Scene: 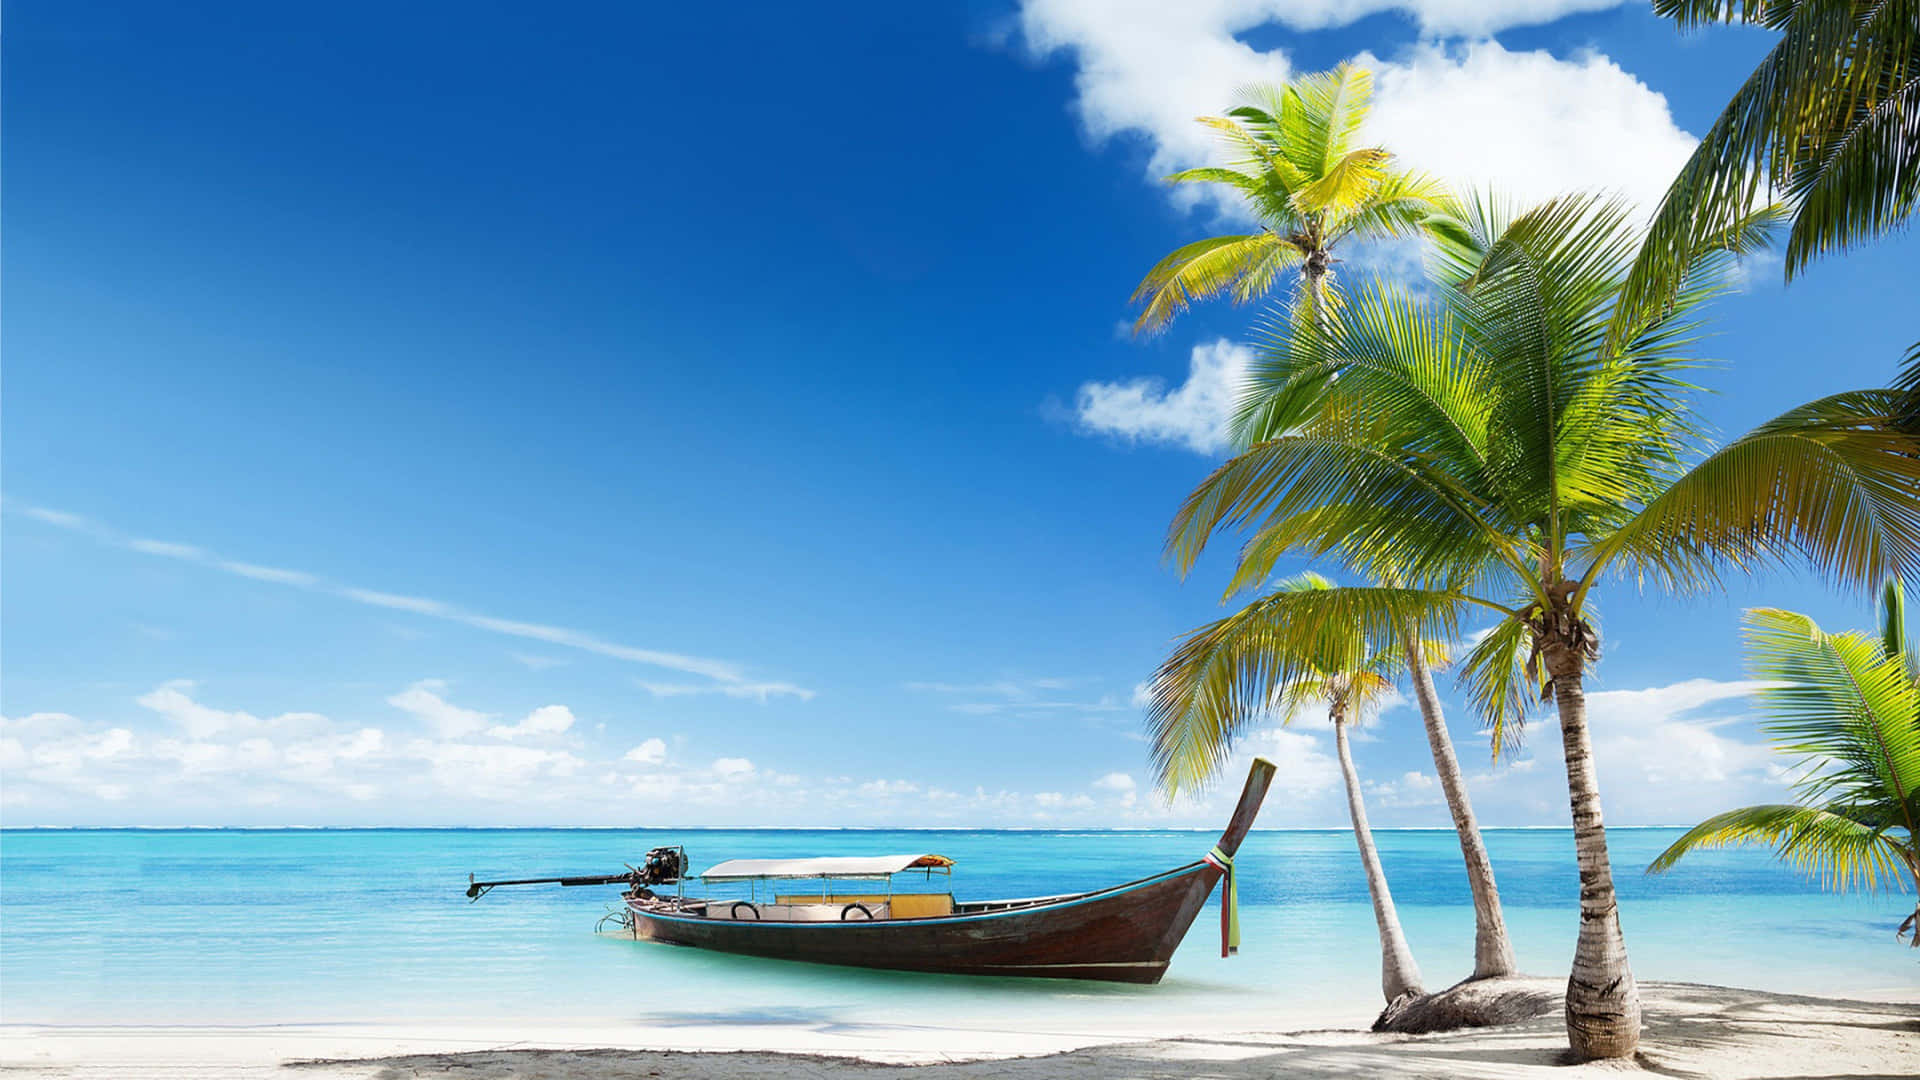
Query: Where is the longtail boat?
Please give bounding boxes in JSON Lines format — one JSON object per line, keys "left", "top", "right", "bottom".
{"left": 465, "top": 758, "right": 1274, "bottom": 984}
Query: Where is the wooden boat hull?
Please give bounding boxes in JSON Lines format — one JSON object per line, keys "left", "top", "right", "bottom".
{"left": 617, "top": 757, "right": 1276, "bottom": 984}
{"left": 625, "top": 862, "right": 1219, "bottom": 984}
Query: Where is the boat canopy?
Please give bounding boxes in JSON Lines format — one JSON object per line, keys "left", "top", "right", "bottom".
{"left": 699, "top": 854, "right": 954, "bottom": 882}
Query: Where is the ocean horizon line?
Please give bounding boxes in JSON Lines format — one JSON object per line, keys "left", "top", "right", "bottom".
{"left": 0, "top": 823, "right": 1693, "bottom": 833}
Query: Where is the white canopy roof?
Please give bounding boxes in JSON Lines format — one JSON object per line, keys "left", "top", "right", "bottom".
{"left": 698, "top": 854, "right": 953, "bottom": 882}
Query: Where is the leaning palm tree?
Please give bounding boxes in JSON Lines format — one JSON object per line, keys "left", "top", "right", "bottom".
{"left": 1165, "top": 193, "right": 1920, "bottom": 1057}
{"left": 1398, "top": 614, "right": 1518, "bottom": 980}
{"left": 1619, "top": 0, "right": 1920, "bottom": 334}
{"left": 1649, "top": 583, "right": 1919, "bottom": 942}
{"left": 1146, "top": 572, "right": 1427, "bottom": 1007}
{"left": 1130, "top": 63, "right": 1458, "bottom": 335}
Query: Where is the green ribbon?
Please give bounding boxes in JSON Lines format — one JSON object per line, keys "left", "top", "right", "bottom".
{"left": 1207, "top": 845, "right": 1239, "bottom": 957}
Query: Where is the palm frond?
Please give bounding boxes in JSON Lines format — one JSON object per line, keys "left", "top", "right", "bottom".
{"left": 1144, "top": 579, "right": 1461, "bottom": 794}
{"left": 1745, "top": 607, "right": 1920, "bottom": 819}
{"left": 1646, "top": 803, "right": 1910, "bottom": 891}
{"left": 1130, "top": 233, "right": 1297, "bottom": 335}
{"left": 1233, "top": 282, "right": 1493, "bottom": 464}
{"left": 1592, "top": 391, "right": 1920, "bottom": 596}
{"left": 1164, "top": 432, "right": 1525, "bottom": 591}
{"left": 1292, "top": 148, "right": 1387, "bottom": 215}
{"left": 1455, "top": 614, "right": 1543, "bottom": 758}
{"left": 1626, "top": 0, "right": 1920, "bottom": 318}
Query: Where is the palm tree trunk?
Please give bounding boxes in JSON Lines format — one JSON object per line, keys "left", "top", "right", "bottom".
{"left": 1546, "top": 644, "right": 1641, "bottom": 1059}
{"left": 1332, "top": 708, "right": 1424, "bottom": 1004}
{"left": 1299, "top": 249, "right": 1331, "bottom": 329}
{"left": 1403, "top": 635, "right": 1517, "bottom": 979}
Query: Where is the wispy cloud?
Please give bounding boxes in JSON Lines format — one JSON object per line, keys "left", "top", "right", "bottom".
{"left": 6, "top": 502, "right": 809, "bottom": 697}
{"left": 906, "top": 676, "right": 1121, "bottom": 717}
{"left": 219, "top": 561, "right": 319, "bottom": 587}
{"left": 638, "top": 680, "right": 815, "bottom": 703}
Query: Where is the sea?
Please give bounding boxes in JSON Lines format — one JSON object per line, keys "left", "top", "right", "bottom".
{"left": 1, "top": 827, "right": 1914, "bottom": 1037}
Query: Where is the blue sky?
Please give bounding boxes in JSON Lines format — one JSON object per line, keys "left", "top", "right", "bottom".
{"left": 4, "top": 1, "right": 1915, "bottom": 827}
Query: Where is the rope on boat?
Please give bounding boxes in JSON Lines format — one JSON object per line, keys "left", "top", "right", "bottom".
{"left": 1203, "top": 845, "right": 1239, "bottom": 957}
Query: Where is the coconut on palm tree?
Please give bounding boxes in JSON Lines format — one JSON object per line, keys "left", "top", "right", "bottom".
{"left": 1163, "top": 193, "right": 1920, "bottom": 1057}
{"left": 1144, "top": 572, "right": 1428, "bottom": 1007}
{"left": 1620, "top": 0, "right": 1920, "bottom": 332}
{"left": 1129, "top": 63, "right": 1459, "bottom": 335}
{"left": 1650, "top": 580, "right": 1920, "bottom": 942}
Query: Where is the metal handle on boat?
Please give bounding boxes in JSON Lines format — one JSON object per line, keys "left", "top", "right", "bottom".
{"left": 840, "top": 903, "right": 873, "bottom": 921}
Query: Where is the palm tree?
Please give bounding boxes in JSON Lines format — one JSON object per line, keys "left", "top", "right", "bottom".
{"left": 1619, "top": 0, "right": 1920, "bottom": 333}
{"left": 1145, "top": 572, "right": 1426, "bottom": 1006}
{"left": 1649, "top": 581, "right": 1919, "bottom": 943}
{"left": 1130, "top": 63, "right": 1458, "bottom": 335}
{"left": 1163, "top": 193, "right": 1920, "bottom": 1057}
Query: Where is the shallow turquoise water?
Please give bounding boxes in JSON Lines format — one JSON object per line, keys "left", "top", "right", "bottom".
{"left": 1, "top": 828, "right": 1913, "bottom": 1033}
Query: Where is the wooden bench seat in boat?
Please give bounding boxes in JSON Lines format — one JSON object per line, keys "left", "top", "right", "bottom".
{"left": 776, "top": 893, "right": 955, "bottom": 918}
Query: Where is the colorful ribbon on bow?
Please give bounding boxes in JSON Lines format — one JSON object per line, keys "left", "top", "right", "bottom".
{"left": 1203, "top": 844, "right": 1238, "bottom": 957}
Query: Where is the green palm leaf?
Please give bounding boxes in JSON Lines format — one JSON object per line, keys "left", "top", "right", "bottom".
{"left": 1593, "top": 391, "right": 1920, "bottom": 596}
{"left": 1623, "top": 0, "right": 1920, "bottom": 324}
{"left": 1130, "top": 65, "right": 1459, "bottom": 336}
{"left": 1144, "top": 575, "right": 1459, "bottom": 794}
{"left": 1647, "top": 804, "right": 1910, "bottom": 891}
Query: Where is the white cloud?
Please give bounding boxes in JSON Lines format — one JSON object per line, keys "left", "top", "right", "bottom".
{"left": 1459, "top": 678, "right": 1785, "bottom": 826}
{"left": 20, "top": 506, "right": 89, "bottom": 529}
{"left": 510, "top": 653, "right": 569, "bottom": 671}
{"left": 1368, "top": 768, "right": 1443, "bottom": 807}
{"left": 136, "top": 680, "right": 326, "bottom": 740}
{"left": 637, "top": 681, "right": 816, "bottom": 703}
{"left": 1016, "top": 2, "right": 1691, "bottom": 225}
{"left": 342, "top": 588, "right": 449, "bottom": 615}
{"left": 859, "top": 778, "right": 919, "bottom": 797}
{"left": 905, "top": 678, "right": 1074, "bottom": 698}
{"left": 488, "top": 704, "right": 576, "bottom": 739}
{"left": 711, "top": 757, "right": 756, "bottom": 781}
{"left": 386, "top": 680, "right": 492, "bottom": 738}
{"left": 128, "top": 538, "right": 205, "bottom": 560}
{"left": 1092, "top": 771, "right": 1136, "bottom": 792}
{"left": 1248, "top": 726, "right": 1343, "bottom": 799}
{"left": 623, "top": 738, "right": 668, "bottom": 765}
{"left": 1360, "top": 40, "right": 1696, "bottom": 214}
{"left": 220, "top": 562, "right": 319, "bottom": 587}
{"left": 1076, "top": 338, "right": 1252, "bottom": 453}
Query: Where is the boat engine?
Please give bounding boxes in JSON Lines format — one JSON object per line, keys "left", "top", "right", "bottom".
{"left": 638, "top": 845, "right": 686, "bottom": 885}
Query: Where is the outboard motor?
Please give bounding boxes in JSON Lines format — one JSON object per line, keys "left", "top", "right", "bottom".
{"left": 640, "top": 845, "right": 686, "bottom": 885}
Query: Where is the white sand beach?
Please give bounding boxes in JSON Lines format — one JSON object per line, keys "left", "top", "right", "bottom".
{"left": 4, "top": 981, "right": 1914, "bottom": 1079}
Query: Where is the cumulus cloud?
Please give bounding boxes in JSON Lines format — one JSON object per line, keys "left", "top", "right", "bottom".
{"left": 385, "top": 680, "right": 492, "bottom": 738}
{"left": 1015, "top": 1, "right": 1692, "bottom": 222}
{"left": 488, "top": 704, "right": 576, "bottom": 739}
{"left": 1359, "top": 40, "right": 1697, "bottom": 213}
{"left": 1457, "top": 678, "right": 1786, "bottom": 825}
{"left": 1092, "top": 771, "right": 1136, "bottom": 792}
{"left": 623, "top": 737, "right": 668, "bottom": 765}
{"left": 1075, "top": 338, "right": 1252, "bottom": 453}
{"left": 8, "top": 684, "right": 1231, "bottom": 826}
